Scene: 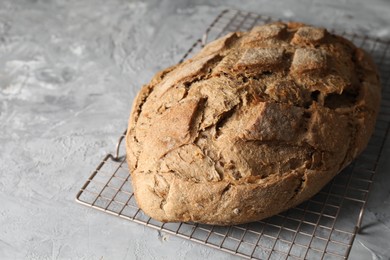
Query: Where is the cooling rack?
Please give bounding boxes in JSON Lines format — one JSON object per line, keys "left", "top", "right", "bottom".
{"left": 76, "top": 9, "right": 390, "bottom": 259}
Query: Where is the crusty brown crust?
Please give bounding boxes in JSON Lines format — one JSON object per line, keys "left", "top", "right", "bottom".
{"left": 126, "top": 22, "right": 381, "bottom": 225}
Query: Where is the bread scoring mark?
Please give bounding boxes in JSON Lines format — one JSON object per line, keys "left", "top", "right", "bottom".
{"left": 241, "top": 23, "right": 287, "bottom": 47}
{"left": 291, "top": 26, "right": 327, "bottom": 45}
{"left": 200, "top": 32, "right": 239, "bottom": 56}
{"left": 132, "top": 69, "right": 172, "bottom": 125}
{"left": 265, "top": 80, "right": 311, "bottom": 107}
{"left": 152, "top": 53, "right": 224, "bottom": 100}
{"left": 187, "top": 76, "right": 240, "bottom": 130}
{"left": 214, "top": 104, "right": 238, "bottom": 138}
{"left": 290, "top": 48, "right": 327, "bottom": 73}
{"left": 240, "top": 102, "right": 305, "bottom": 142}
{"left": 161, "top": 143, "right": 221, "bottom": 182}
{"left": 234, "top": 48, "right": 285, "bottom": 72}
{"left": 143, "top": 98, "right": 204, "bottom": 159}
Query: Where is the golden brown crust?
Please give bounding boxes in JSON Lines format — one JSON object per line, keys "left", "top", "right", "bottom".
{"left": 126, "top": 22, "right": 381, "bottom": 225}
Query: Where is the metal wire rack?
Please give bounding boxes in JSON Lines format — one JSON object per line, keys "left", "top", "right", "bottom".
{"left": 76, "top": 9, "right": 390, "bottom": 260}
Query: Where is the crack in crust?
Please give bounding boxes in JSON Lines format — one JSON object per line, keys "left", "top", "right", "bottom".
{"left": 126, "top": 22, "right": 381, "bottom": 225}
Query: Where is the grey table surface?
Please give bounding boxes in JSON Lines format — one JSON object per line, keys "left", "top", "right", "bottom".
{"left": 1, "top": 0, "right": 390, "bottom": 259}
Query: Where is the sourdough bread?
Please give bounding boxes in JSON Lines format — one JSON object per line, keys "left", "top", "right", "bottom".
{"left": 126, "top": 22, "right": 381, "bottom": 225}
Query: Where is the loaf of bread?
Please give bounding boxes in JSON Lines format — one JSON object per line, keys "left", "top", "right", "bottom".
{"left": 126, "top": 22, "right": 381, "bottom": 225}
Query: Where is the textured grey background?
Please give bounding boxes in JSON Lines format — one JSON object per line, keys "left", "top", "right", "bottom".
{"left": 0, "top": 0, "right": 389, "bottom": 259}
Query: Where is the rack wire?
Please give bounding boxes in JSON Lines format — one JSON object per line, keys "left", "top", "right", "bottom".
{"left": 76, "top": 9, "right": 390, "bottom": 259}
